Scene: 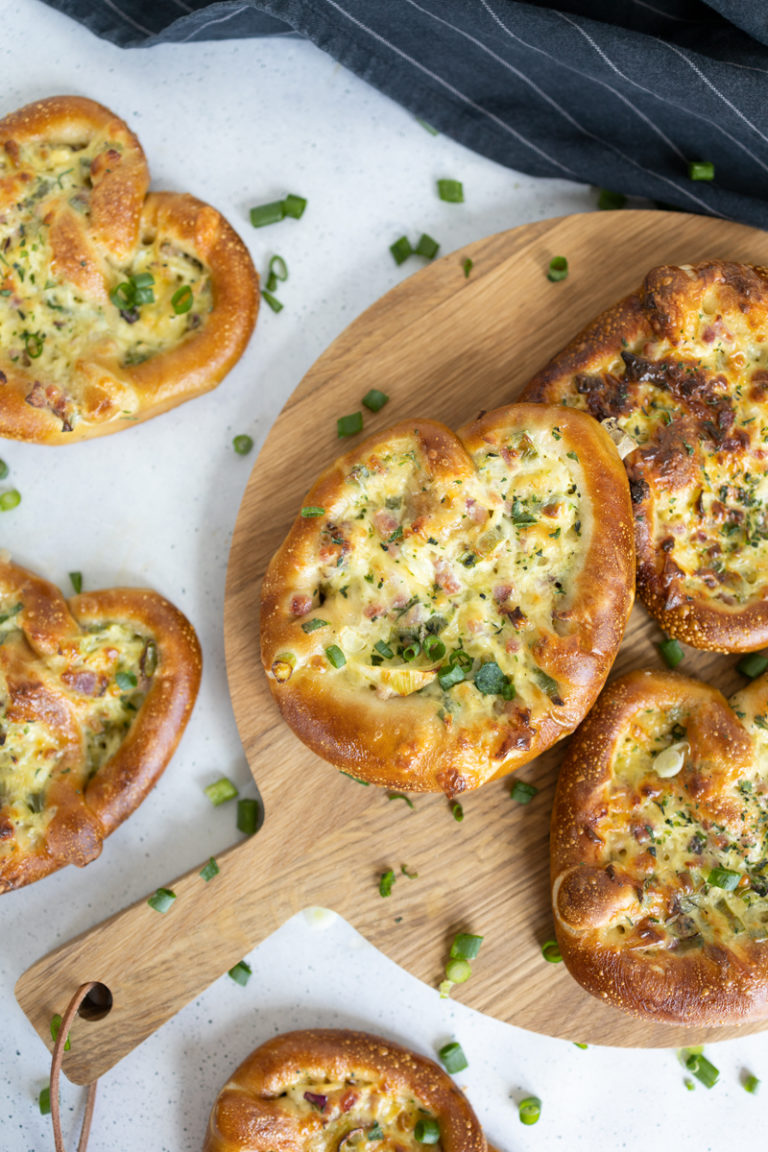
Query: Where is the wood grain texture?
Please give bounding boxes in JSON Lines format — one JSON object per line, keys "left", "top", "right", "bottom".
{"left": 17, "top": 211, "right": 768, "bottom": 1086}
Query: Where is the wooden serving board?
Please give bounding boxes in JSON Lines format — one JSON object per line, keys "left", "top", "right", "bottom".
{"left": 17, "top": 210, "right": 768, "bottom": 1086}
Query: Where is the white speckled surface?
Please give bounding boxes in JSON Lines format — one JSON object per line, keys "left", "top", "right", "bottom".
{"left": 1, "top": 3, "right": 766, "bottom": 1150}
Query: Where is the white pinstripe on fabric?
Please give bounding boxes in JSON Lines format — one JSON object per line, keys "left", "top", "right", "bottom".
{"left": 96, "top": 0, "right": 154, "bottom": 36}
{"left": 660, "top": 38, "right": 768, "bottom": 145}
{"left": 630, "top": 0, "right": 705, "bottom": 22}
{"left": 175, "top": 3, "right": 250, "bottom": 43}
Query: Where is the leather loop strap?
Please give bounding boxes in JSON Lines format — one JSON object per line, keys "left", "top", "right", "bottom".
{"left": 50, "top": 982, "right": 99, "bottom": 1152}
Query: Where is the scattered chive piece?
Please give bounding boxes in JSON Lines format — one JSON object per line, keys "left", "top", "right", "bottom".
{"left": 50, "top": 1014, "right": 70, "bottom": 1051}
{"left": 268, "top": 254, "right": 288, "bottom": 285}
{"left": 262, "top": 289, "right": 284, "bottom": 313}
{"left": 744, "top": 1073, "right": 760, "bottom": 1093}
{"left": 325, "top": 644, "right": 346, "bottom": 668}
{"left": 228, "top": 960, "right": 252, "bottom": 986}
{"left": 379, "top": 869, "right": 396, "bottom": 897}
{"left": 337, "top": 412, "right": 363, "bottom": 437}
{"left": 659, "top": 637, "right": 684, "bottom": 669}
{"left": 171, "top": 284, "right": 193, "bottom": 314}
{"left": 147, "top": 887, "right": 176, "bottom": 914}
{"left": 401, "top": 863, "right": 418, "bottom": 878}
{"left": 115, "top": 671, "right": 138, "bottom": 691}
{"left": 23, "top": 330, "right": 44, "bottom": 358}
{"left": 249, "top": 200, "right": 286, "bottom": 228}
{"left": 438, "top": 979, "right": 454, "bottom": 998}
{"left": 417, "top": 118, "right": 439, "bottom": 135}
{"left": 450, "top": 933, "right": 484, "bottom": 960}
{"left": 301, "top": 506, "right": 325, "bottom": 518}
{"left": 518, "top": 1096, "right": 542, "bottom": 1125}
{"left": 340, "top": 771, "right": 370, "bottom": 785}
{"left": 0, "top": 489, "right": 21, "bottom": 511}
{"left": 362, "top": 388, "right": 389, "bottom": 413}
{"left": 737, "top": 653, "right": 768, "bottom": 679}
{"left": 444, "top": 957, "right": 472, "bottom": 983}
{"left": 204, "top": 777, "right": 239, "bottom": 806}
{"left": 547, "top": 256, "right": 569, "bottom": 282}
{"left": 438, "top": 662, "right": 465, "bottom": 690}
{"left": 707, "top": 865, "right": 741, "bottom": 890}
{"left": 388, "top": 792, "right": 415, "bottom": 809}
{"left": 437, "top": 178, "right": 464, "bottom": 203}
{"left": 39, "top": 1085, "right": 51, "bottom": 1115}
{"left": 415, "top": 232, "right": 440, "bottom": 260}
{"left": 199, "top": 857, "right": 220, "bottom": 882}
{"left": 414, "top": 1117, "right": 441, "bottom": 1144}
{"left": 233, "top": 434, "right": 254, "bottom": 455}
{"left": 283, "top": 193, "right": 307, "bottom": 219}
{"left": 685, "top": 1052, "right": 719, "bottom": 1088}
{"left": 237, "top": 798, "right": 261, "bottom": 836}
{"left": 462, "top": 257, "right": 473, "bottom": 278}
{"left": 597, "top": 188, "right": 626, "bottom": 210}
{"left": 374, "top": 640, "right": 394, "bottom": 659}
{"left": 301, "top": 618, "right": 329, "bottom": 633}
{"left": 573, "top": 1042, "right": 588, "bottom": 1049}
{"left": 424, "top": 635, "right": 446, "bottom": 661}
{"left": 390, "top": 235, "right": 413, "bottom": 265}
{"left": 688, "top": 160, "right": 715, "bottom": 181}
{"left": 451, "top": 801, "right": 464, "bottom": 822}
{"left": 541, "top": 939, "right": 562, "bottom": 963}
{"left": 0, "top": 459, "right": 8, "bottom": 479}
{"left": 684, "top": 1078, "right": 695, "bottom": 1091}
{"left": 438, "top": 1041, "right": 468, "bottom": 1073}
{"left": 510, "top": 780, "right": 538, "bottom": 805}
{"left": 68, "top": 571, "right": 83, "bottom": 594}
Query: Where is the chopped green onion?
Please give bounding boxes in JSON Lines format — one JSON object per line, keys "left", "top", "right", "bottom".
{"left": 301, "top": 506, "right": 325, "bottom": 518}
{"left": 362, "top": 388, "right": 389, "bottom": 412}
{"left": 573, "top": 1042, "right": 588, "bottom": 1049}
{"left": 744, "top": 1073, "right": 760, "bottom": 1094}
{"left": 423, "top": 635, "right": 446, "bottom": 661}
{"left": 337, "top": 412, "right": 363, "bottom": 437}
{"left": 267, "top": 255, "right": 289, "bottom": 293}
{"left": 511, "top": 780, "right": 538, "bottom": 805}
{"left": 340, "top": 770, "right": 370, "bottom": 785}
{"left": 379, "top": 869, "right": 396, "bottom": 897}
{"left": 39, "top": 1085, "right": 51, "bottom": 1115}
{"left": 688, "top": 161, "right": 714, "bottom": 181}
{"left": 388, "top": 792, "right": 415, "bottom": 809}
{"left": 374, "top": 639, "right": 394, "bottom": 659}
{"left": 415, "top": 233, "right": 440, "bottom": 260}
{"left": 283, "top": 194, "right": 307, "bottom": 219}
{"left": 390, "top": 235, "right": 413, "bottom": 265}
{"left": 462, "top": 257, "right": 473, "bottom": 278}
{"left": 325, "top": 644, "right": 346, "bottom": 668}
{"left": 228, "top": 960, "right": 252, "bottom": 986}
{"left": 684, "top": 1078, "right": 695, "bottom": 1091}
{"left": 444, "top": 957, "right": 472, "bottom": 983}
{"left": 147, "top": 887, "right": 176, "bottom": 913}
{"left": 50, "top": 1013, "right": 70, "bottom": 1051}
{"left": 541, "top": 939, "right": 562, "bottom": 963}
{"left": 414, "top": 1117, "right": 441, "bottom": 1144}
{"left": 199, "top": 857, "right": 219, "bottom": 882}
{"left": 685, "top": 1052, "right": 719, "bottom": 1088}
{"left": 249, "top": 200, "right": 286, "bottom": 228}
{"left": 438, "top": 979, "right": 454, "bottom": 998}
{"left": 659, "top": 637, "right": 684, "bottom": 669}
{"left": 707, "top": 866, "right": 741, "bottom": 890}
{"left": 547, "top": 256, "right": 569, "bottom": 282}
{"left": 233, "top": 434, "right": 254, "bottom": 455}
{"left": 402, "top": 639, "right": 421, "bottom": 661}
{"left": 737, "top": 653, "right": 768, "bottom": 679}
{"left": 23, "top": 330, "right": 44, "bottom": 358}
{"left": 301, "top": 618, "right": 328, "bottom": 633}
{"left": 0, "top": 459, "right": 7, "bottom": 479}
{"left": 438, "top": 662, "right": 465, "bottom": 690}
{"left": 401, "top": 863, "right": 418, "bottom": 878}
{"left": 262, "top": 289, "right": 284, "bottom": 313}
{"left": 204, "top": 777, "right": 239, "bottom": 806}
{"left": 597, "top": 189, "right": 626, "bottom": 210}
{"left": 115, "top": 671, "right": 138, "bottom": 691}
{"left": 417, "top": 119, "right": 439, "bottom": 135}
{"left": 68, "top": 571, "right": 83, "bottom": 594}
{"left": 450, "top": 933, "right": 484, "bottom": 960}
{"left": 237, "top": 798, "right": 261, "bottom": 836}
{"left": 437, "top": 178, "right": 464, "bottom": 203}
{"left": 0, "top": 489, "right": 21, "bottom": 511}
{"left": 171, "top": 284, "right": 193, "bottom": 314}
{"left": 451, "top": 801, "right": 464, "bottom": 822}
{"left": 438, "top": 1041, "right": 468, "bottom": 1073}
{"left": 474, "top": 660, "right": 513, "bottom": 697}
{"left": 518, "top": 1096, "right": 542, "bottom": 1125}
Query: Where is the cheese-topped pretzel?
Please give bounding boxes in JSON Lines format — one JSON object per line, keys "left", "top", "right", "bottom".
{"left": 522, "top": 261, "right": 768, "bottom": 652}
{"left": 0, "top": 556, "right": 201, "bottom": 891}
{"left": 551, "top": 667, "right": 768, "bottom": 1024}
{"left": 261, "top": 403, "right": 634, "bottom": 796}
{"left": 0, "top": 95, "right": 258, "bottom": 442}
{"left": 204, "top": 1029, "right": 489, "bottom": 1152}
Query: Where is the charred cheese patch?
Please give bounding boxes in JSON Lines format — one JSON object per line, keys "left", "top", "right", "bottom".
{"left": 261, "top": 405, "right": 634, "bottom": 795}
{"left": 522, "top": 261, "right": 768, "bottom": 651}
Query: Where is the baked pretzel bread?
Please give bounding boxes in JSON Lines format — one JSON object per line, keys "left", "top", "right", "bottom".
{"left": 261, "top": 403, "right": 634, "bottom": 796}
{"left": 522, "top": 261, "right": 768, "bottom": 652}
{"left": 0, "top": 95, "right": 258, "bottom": 443}
{"left": 203, "top": 1029, "right": 489, "bottom": 1152}
{"left": 0, "top": 555, "right": 201, "bottom": 891}
{"left": 551, "top": 667, "right": 768, "bottom": 1024}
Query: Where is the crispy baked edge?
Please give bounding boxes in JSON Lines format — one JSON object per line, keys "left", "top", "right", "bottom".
{"left": 203, "top": 1028, "right": 488, "bottom": 1152}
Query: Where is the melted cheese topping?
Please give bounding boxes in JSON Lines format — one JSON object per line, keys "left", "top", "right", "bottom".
{"left": 595, "top": 702, "right": 768, "bottom": 952}
{"left": 285, "top": 424, "right": 589, "bottom": 721}
{"left": 0, "top": 135, "right": 212, "bottom": 426}
{"left": 0, "top": 598, "right": 154, "bottom": 857}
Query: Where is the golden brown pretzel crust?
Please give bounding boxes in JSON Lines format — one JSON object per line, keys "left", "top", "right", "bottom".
{"left": 521, "top": 261, "right": 768, "bottom": 652}
{"left": 203, "top": 1029, "right": 488, "bottom": 1152}
{"left": 0, "top": 556, "right": 202, "bottom": 891}
{"left": 551, "top": 668, "right": 768, "bottom": 1024}
{"left": 0, "top": 95, "right": 258, "bottom": 443}
{"left": 261, "top": 403, "right": 634, "bottom": 795}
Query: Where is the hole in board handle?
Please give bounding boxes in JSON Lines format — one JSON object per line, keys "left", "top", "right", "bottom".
{"left": 77, "top": 982, "right": 113, "bottom": 1021}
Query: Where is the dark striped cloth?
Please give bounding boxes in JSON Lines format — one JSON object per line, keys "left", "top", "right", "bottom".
{"left": 42, "top": 1, "right": 768, "bottom": 228}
